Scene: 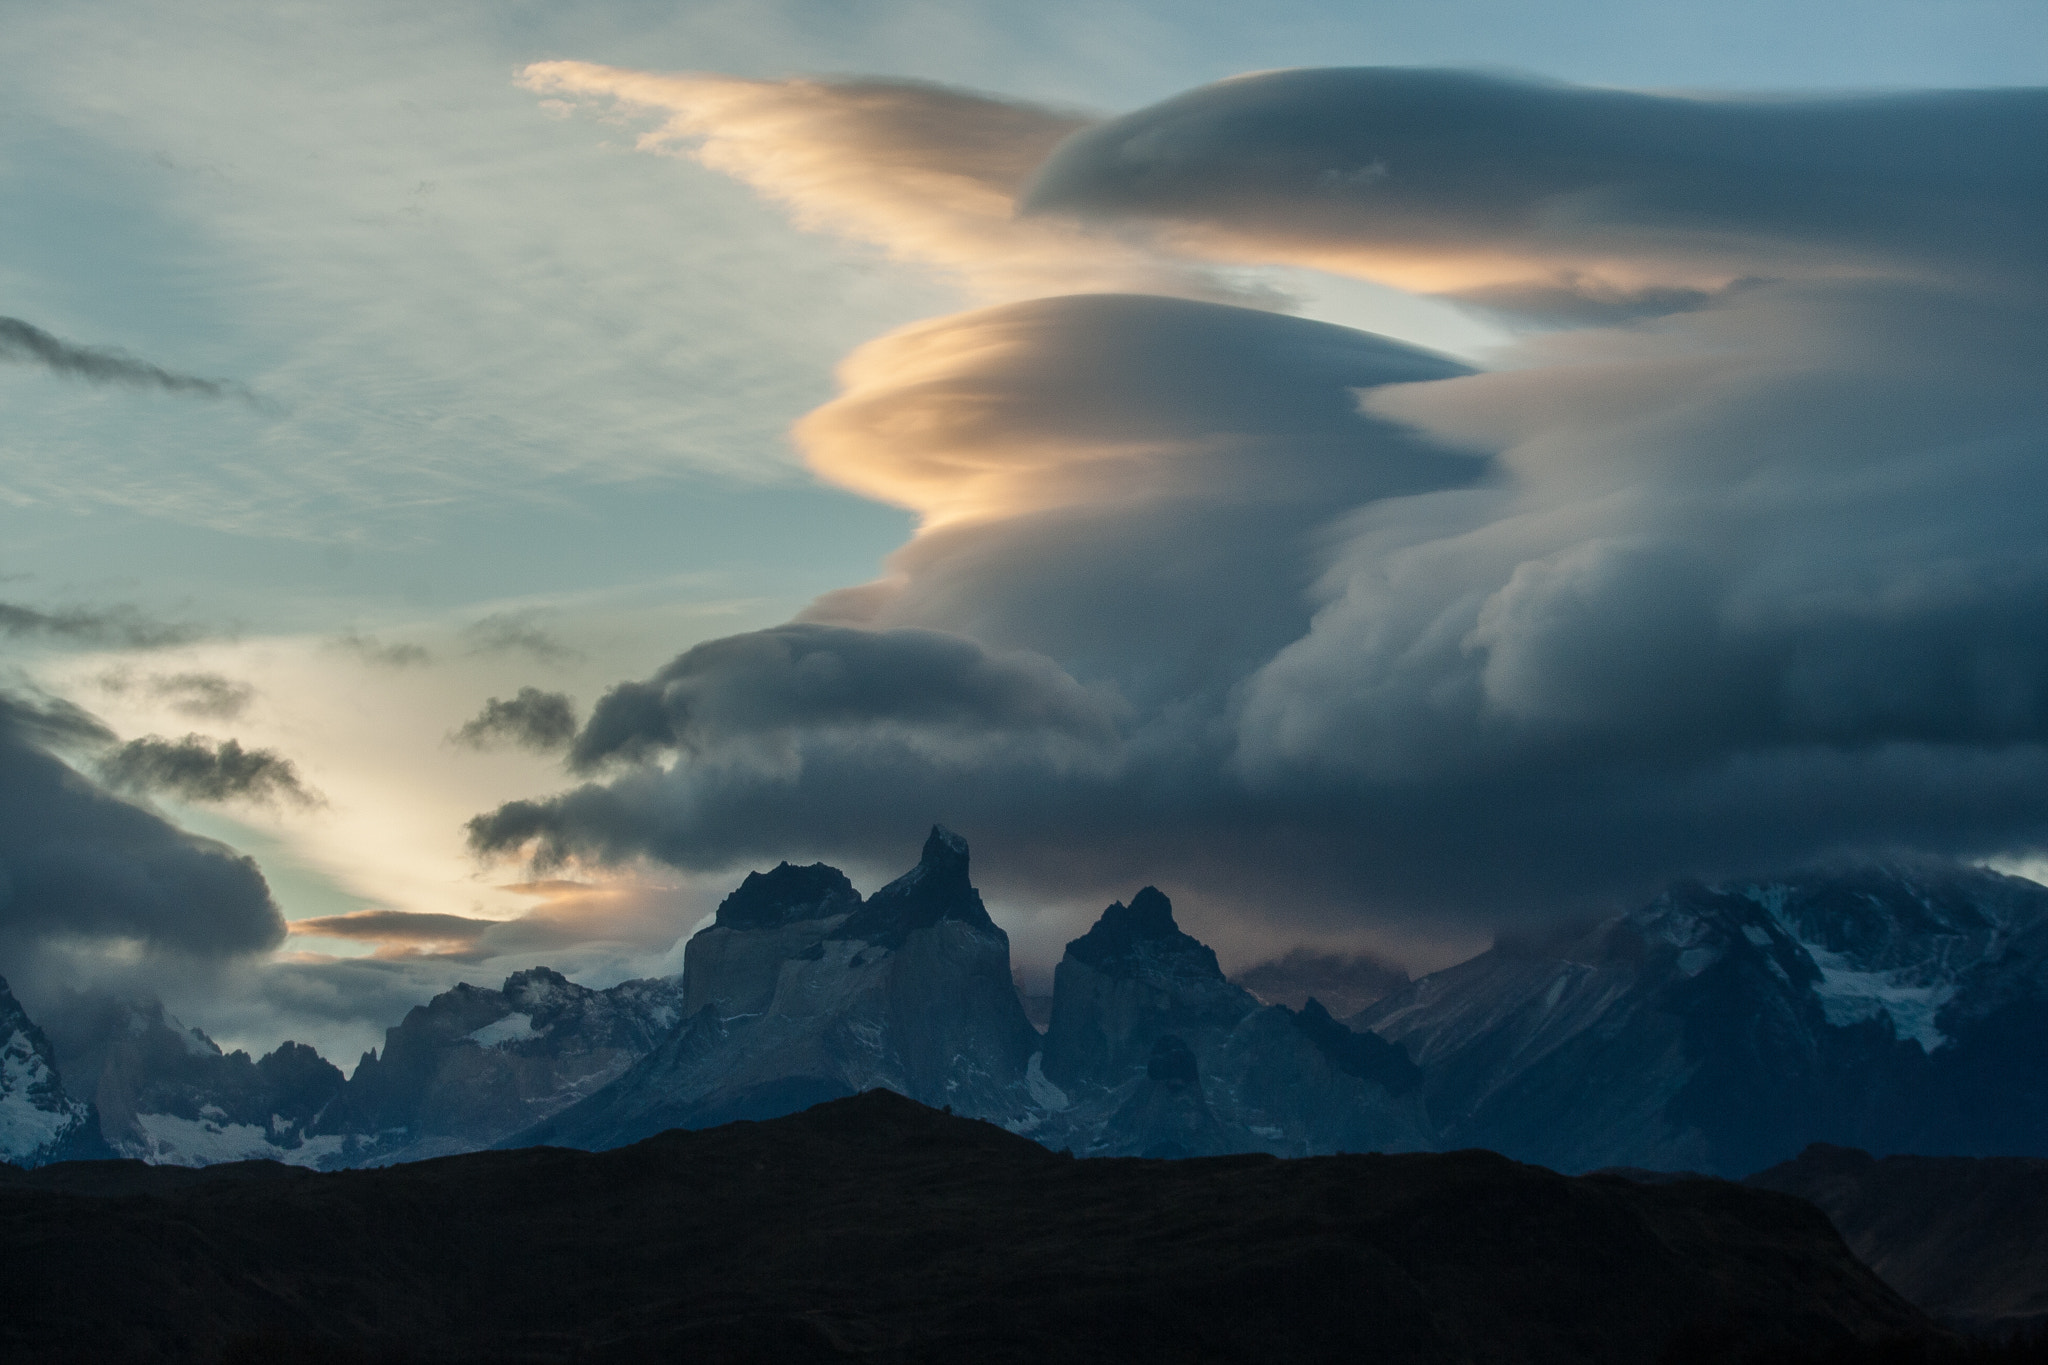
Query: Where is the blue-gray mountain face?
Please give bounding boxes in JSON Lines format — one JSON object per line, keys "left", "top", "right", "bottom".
{"left": 516, "top": 828, "right": 1042, "bottom": 1149}
{"left": 8, "top": 841, "right": 2048, "bottom": 1174}
{"left": 0, "top": 976, "right": 101, "bottom": 1166}
{"left": 1359, "top": 864, "right": 2048, "bottom": 1175}
{"left": 306, "top": 967, "right": 687, "bottom": 1165}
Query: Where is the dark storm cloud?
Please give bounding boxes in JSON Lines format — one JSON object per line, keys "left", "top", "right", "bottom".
{"left": 470, "top": 69, "right": 2048, "bottom": 936}
{"left": 453, "top": 688, "right": 579, "bottom": 752}
{"left": 101, "top": 735, "right": 320, "bottom": 808}
{"left": 0, "top": 316, "right": 246, "bottom": 399}
{"left": 0, "top": 600, "right": 201, "bottom": 650}
{"left": 565, "top": 621, "right": 1123, "bottom": 774}
{"left": 0, "top": 698, "right": 285, "bottom": 958}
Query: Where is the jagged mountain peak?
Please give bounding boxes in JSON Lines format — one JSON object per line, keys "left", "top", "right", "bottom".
{"left": 1287, "top": 998, "right": 1421, "bottom": 1095}
{"left": 831, "top": 825, "right": 997, "bottom": 949}
{"left": 714, "top": 862, "right": 861, "bottom": 930}
{"left": 890, "top": 824, "right": 973, "bottom": 895}
{"left": 1063, "top": 887, "right": 1221, "bottom": 981}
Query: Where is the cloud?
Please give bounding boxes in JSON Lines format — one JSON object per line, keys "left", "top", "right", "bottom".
{"left": 470, "top": 66, "right": 2048, "bottom": 939}
{"left": 287, "top": 909, "right": 495, "bottom": 957}
{"left": 0, "top": 697, "right": 285, "bottom": 961}
{"left": 0, "top": 689, "right": 116, "bottom": 751}
{"left": 461, "top": 613, "right": 580, "bottom": 664}
{"left": 96, "top": 670, "right": 256, "bottom": 720}
{"left": 1021, "top": 68, "right": 2048, "bottom": 308}
{"left": 287, "top": 881, "right": 691, "bottom": 962}
{"left": 331, "top": 631, "right": 432, "bottom": 668}
{"left": 0, "top": 600, "right": 201, "bottom": 650}
{"left": 519, "top": 63, "right": 1276, "bottom": 306}
{"left": 100, "top": 735, "right": 321, "bottom": 808}
{"left": 1232, "top": 949, "right": 1410, "bottom": 1020}
{"left": 453, "top": 688, "right": 579, "bottom": 752}
{"left": 0, "top": 315, "right": 248, "bottom": 399}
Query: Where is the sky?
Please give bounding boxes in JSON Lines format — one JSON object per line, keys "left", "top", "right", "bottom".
{"left": 2, "top": 0, "right": 2046, "bottom": 1066}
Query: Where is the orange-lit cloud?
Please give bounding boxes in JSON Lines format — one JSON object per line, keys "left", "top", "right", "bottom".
{"left": 520, "top": 62, "right": 1273, "bottom": 307}
{"left": 287, "top": 879, "right": 693, "bottom": 960}
{"left": 795, "top": 292, "right": 1468, "bottom": 529}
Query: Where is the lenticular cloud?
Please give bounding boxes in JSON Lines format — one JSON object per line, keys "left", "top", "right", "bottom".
{"left": 483, "top": 66, "right": 2048, "bottom": 934}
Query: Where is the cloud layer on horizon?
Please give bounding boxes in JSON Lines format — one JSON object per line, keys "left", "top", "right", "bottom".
{"left": 472, "top": 66, "right": 2048, "bottom": 937}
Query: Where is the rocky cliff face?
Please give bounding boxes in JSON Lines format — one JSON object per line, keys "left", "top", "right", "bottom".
{"left": 1040, "top": 887, "right": 1259, "bottom": 1092}
{"left": 311, "top": 967, "right": 684, "bottom": 1166}
{"left": 511, "top": 828, "right": 1041, "bottom": 1150}
{"left": 1025, "top": 887, "right": 1430, "bottom": 1158}
{"left": 34, "top": 992, "right": 341, "bottom": 1167}
{"left": 0, "top": 975, "right": 100, "bottom": 1167}
{"left": 1357, "top": 862, "right": 2048, "bottom": 1175}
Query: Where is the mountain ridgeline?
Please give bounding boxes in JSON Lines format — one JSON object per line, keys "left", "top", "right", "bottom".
{"left": 8, "top": 832, "right": 2048, "bottom": 1178}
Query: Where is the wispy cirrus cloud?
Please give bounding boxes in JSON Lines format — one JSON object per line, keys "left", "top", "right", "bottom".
{"left": 519, "top": 63, "right": 1280, "bottom": 307}
{"left": 95, "top": 669, "right": 257, "bottom": 720}
{"left": 0, "top": 600, "right": 202, "bottom": 650}
{"left": 0, "top": 315, "right": 250, "bottom": 400}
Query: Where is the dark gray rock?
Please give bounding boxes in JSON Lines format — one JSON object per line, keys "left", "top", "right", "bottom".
{"left": 37, "top": 991, "right": 340, "bottom": 1166}
{"left": 1357, "top": 862, "right": 2048, "bottom": 1175}
{"left": 1040, "top": 886, "right": 1259, "bottom": 1093}
{"left": 1028, "top": 890, "right": 1430, "bottom": 1159}
{"left": 312, "top": 966, "right": 684, "bottom": 1166}
{"left": 510, "top": 827, "right": 1040, "bottom": 1150}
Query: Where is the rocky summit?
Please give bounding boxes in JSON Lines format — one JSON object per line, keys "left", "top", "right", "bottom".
{"left": 1024, "top": 884, "right": 1431, "bottom": 1159}
{"left": 508, "top": 826, "right": 1040, "bottom": 1149}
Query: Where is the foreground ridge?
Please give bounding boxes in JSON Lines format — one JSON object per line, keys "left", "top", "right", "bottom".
{"left": 0, "top": 1090, "right": 1929, "bottom": 1365}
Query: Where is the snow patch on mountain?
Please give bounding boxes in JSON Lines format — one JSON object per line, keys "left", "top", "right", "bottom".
{"left": 1800, "top": 943, "right": 1958, "bottom": 1051}
{"left": 2, "top": 1029, "right": 86, "bottom": 1158}
{"left": 132, "top": 1112, "right": 349, "bottom": 1168}
{"left": 467, "top": 1013, "right": 539, "bottom": 1048}
{"left": 1741, "top": 881, "right": 1988, "bottom": 1052}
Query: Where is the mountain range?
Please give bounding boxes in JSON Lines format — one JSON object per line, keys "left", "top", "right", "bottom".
{"left": 7, "top": 831, "right": 2048, "bottom": 1181}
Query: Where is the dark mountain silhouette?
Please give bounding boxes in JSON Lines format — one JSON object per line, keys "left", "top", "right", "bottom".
{"left": 0, "top": 1090, "right": 1937, "bottom": 1364}
{"left": 1749, "top": 1144, "right": 2048, "bottom": 1336}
